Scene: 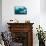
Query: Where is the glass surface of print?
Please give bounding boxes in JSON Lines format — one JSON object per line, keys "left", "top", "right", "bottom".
{"left": 15, "top": 6, "right": 27, "bottom": 14}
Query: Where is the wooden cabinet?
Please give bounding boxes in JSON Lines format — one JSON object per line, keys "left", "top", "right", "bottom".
{"left": 7, "top": 23, "right": 34, "bottom": 46}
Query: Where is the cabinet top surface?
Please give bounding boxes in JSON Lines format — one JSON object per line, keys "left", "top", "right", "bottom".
{"left": 7, "top": 23, "right": 34, "bottom": 25}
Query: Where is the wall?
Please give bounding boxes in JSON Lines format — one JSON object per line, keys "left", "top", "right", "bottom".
{"left": 0, "top": 0, "right": 2, "bottom": 32}
{"left": 2, "top": 0, "right": 40, "bottom": 31}
{"left": 2, "top": 0, "right": 46, "bottom": 46}
{"left": 40, "top": 0, "right": 46, "bottom": 31}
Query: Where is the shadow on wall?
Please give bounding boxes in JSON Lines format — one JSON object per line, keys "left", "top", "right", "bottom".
{"left": 0, "top": 0, "right": 2, "bottom": 32}
{"left": 40, "top": 0, "right": 46, "bottom": 13}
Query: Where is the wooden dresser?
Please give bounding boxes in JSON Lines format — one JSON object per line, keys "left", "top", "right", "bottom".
{"left": 7, "top": 23, "right": 34, "bottom": 46}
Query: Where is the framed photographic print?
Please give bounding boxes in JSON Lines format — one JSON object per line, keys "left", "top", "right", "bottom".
{"left": 14, "top": 6, "right": 27, "bottom": 14}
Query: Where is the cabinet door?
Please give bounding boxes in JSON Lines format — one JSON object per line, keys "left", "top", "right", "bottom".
{"left": 11, "top": 31, "right": 33, "bottom": 46}
{"left": 11, "top": 32, "right": 28, "bottom": 46}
